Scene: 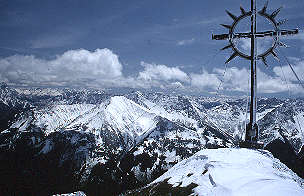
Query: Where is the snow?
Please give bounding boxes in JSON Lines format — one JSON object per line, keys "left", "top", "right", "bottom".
{"left": 294, "top": 112, "right": 304, "bottom": 142}
{"left": 164, "top": 150, "right": 180, "bottom": 163}
{"left": 52, "top": 191, "right": 86, "bottom": 196}
{"left": 134, "top": 146, "right": 145, "bottom": 156}
{"left": 11, "top": 117, "right": 32, "bottom": 132}
{"left": 40, "top": 139, "right": 53, "bottom": 154}
{"left": 137, "top": 93, "right": 198, "bottom": 129}
{"left": 153, "top": 148, "right": 304, "bottom": 196}
{"left": 34, "top": 104, "right": 97, "bottom": 135}
{"left": 105, "top": 96, "right": 156, "bottom": 137}
{"left": 8, "top": 94, "right": 245, "bottom": 151}
{"left": 15, "top": 88, "right": 64, "bottom": 97}
{"left": 12, "top": 96, "right": 160, "bottom": 144}
{"left": 257, "top": 108, "right": 276, "bottom": 121}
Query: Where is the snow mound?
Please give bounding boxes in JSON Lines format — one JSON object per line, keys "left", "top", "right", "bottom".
{"left": 52, "top": 191, "right": 86, "bottom": 196}
{"left": 153, "top": 148, "right": 304, "bottom": 196}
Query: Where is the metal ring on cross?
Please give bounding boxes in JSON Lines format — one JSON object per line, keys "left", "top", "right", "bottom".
{"left": 220, "top": 3, "right": 284, "bottom": 65}
{"left": 230, "top": 10, "right": 279, "bottom": 60}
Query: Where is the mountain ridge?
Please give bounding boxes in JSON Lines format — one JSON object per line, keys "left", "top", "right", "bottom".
{"left": 0, "top": 85, "right": 303, "bottom": 195}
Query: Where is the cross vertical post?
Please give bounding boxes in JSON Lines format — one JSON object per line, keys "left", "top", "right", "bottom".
{"left": 247, "top": 0, "right": 259, "bottom": 143}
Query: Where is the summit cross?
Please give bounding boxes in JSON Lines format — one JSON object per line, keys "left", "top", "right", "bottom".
{"left": 212, "top": 0, "right": 299, "bottom": 147}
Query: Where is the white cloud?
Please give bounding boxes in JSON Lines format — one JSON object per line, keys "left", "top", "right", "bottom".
{"left": 177, "top": 38, "right": 195, "bottom": 46}
{"left": 238, "top": 38, "right": 272, "bottom": 56}
{"left": 257, "top": 69, "right": 289, "bottom": 94}
{"left": 214, "top": 66, "right": 294, "bottom": 94}
{"left": 271, "top": 59, "right": 304, "bottom": 94}
{"left": 190, "top": 71, "right": 221, "bottom": 90}
{"left": 273, "top": 59, "right": 304, "bottom": 82}
{"left": 239, "top": 39, "right": 251, "bottom": 55}
{"left": 191, "top": 66, "right": 299, "bottom": 94}
{"left": 0, "top": 48, "right": 123, "bottom": 87}
{"left": 138, "top": 62, "right": 189, "bottom": 83}
{"left": 215, "top": 67, "right": 249, "bottom": 92}
{"left": 1, "top": 48, "right": 303, "bottom": 95}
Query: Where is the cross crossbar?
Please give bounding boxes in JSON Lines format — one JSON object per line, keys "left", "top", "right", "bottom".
{"left": 212, "top": 29, "right": 299, "bottom": 40}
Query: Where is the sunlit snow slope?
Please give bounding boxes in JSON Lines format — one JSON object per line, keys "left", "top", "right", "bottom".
{"left": 12, "top": 96, "right": 158, "bottom": 142}
{"left": 52, "top": 191, "right": 86, "bottom": 196}
{"left": 146, "top": 148, "right": 304, "bottom": 196}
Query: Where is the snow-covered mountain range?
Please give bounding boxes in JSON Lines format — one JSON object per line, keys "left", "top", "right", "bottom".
{"left": 0, "top": 84, "right": 303, "bottom": 195}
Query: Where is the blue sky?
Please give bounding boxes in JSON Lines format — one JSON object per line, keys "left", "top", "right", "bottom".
{"left": 1, "top": 0, "right": 304, "bottom": 95}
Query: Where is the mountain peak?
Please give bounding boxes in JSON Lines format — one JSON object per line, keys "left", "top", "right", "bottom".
{"left": 0, "top": 82, "right": 8, "bottom": 89}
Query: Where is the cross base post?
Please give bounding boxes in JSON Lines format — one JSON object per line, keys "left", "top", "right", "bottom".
{"left": 239, "top": 123, "right": 263, "bottom": 149}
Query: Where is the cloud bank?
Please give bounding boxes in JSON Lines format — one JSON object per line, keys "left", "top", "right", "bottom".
{"left": 0, "top": 48, "right": 303, "bottom": 95}
{"left": 0, "top": 48, "right": 122, "bottom": 87}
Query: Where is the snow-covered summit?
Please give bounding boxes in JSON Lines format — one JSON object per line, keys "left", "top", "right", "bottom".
{"left": 141, "top": 148, "right": 304, "bottom": 196}
{"left": 52, "top": 191, "right": 86, "bottom": 196}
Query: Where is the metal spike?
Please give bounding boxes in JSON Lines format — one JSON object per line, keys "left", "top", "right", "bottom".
{"left": 261, "top": 57, "right": 268, "bottom": 67}
{"left": 225, "top": 52, "right": 238, "bottom": 64}
{"left": 240, "top": 6, "right": 246, "bottom": 15}
{"left": 271, "top": 7, "right": 282, "bottom": 18}
{"left": 221, "top": 24, "right": 232, "bottom": 29}
{"left": 226, "top": 10, "right": 238, "bottom": 21}
{"left": 278, "top": 42, "right": 289, "bottom": 48}
{"left": 271, "top": 50, "right": 280, "bottom": 61}
{"left": 277, "top": 19, "right": 288, "bottom": 26}
{"left": 259, "top": 1, "right": 268, "bottom": 14}
{"left": 221, "top": 44, "right": 233, "bottom": 51}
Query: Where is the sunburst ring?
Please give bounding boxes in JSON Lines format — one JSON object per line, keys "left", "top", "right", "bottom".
{"left": 230, "top": 14, "right": 279, "bottom": 60}
{"left": 228, "top": 10, "right": 253, "bottom": 60}
{"left": 219, "top": 2, "right": 286, "bottom": 65}
{"left": 227, "top": 10, "right": 280, "bottom": 60}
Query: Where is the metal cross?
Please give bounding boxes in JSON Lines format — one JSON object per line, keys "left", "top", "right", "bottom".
{"left": 212, "top": 0, "right": 299, "bottom": 147}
